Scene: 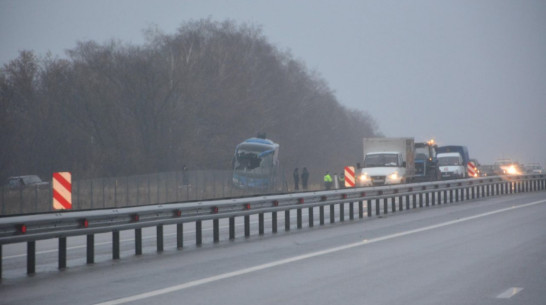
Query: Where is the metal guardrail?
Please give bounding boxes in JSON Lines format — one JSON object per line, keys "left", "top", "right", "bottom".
{"left": 1, "top": 174, "right": 544, "bottom": 277}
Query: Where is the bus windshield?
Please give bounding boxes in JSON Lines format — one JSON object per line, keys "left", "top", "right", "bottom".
{"left": 234, "top": 144, "right": 275, "bottom": 174}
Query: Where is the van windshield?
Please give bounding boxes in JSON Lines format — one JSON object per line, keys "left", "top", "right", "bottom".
{"left": 364, "top": 154, "right": 399, "bottom": 167}
{"left": 438, "top": 157, "right": 461, "bottom": 166}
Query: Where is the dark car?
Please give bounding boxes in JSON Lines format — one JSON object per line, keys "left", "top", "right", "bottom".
{"left": 6, "top": 175, "right": 49, "bottom": 189}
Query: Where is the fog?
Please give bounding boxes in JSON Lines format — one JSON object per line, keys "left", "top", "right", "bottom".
{"left": 2, "top": 0, "right": 545, "bottom": 167}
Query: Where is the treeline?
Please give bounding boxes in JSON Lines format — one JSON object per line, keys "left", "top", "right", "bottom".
{"left": 0, "top": 19, "right": 378, "bottom": 181}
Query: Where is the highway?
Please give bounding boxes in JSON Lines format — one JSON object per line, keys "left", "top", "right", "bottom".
{"left": 1, "top": 191, "right": 545, "bottom": 305}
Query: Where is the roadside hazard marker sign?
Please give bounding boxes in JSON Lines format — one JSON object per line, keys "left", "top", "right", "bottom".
{"left": 53, "top": 172, "right": 72, "bottom": 210}
{"left": 344, "top": 166, "right": 355, "bottom": 188}
{"left": 468, "top": 162, "right": 478, "bottom": 178}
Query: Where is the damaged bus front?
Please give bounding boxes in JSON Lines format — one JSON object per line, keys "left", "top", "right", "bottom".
{"left": 232, "top": 136, "right": 279, "bottom": 190}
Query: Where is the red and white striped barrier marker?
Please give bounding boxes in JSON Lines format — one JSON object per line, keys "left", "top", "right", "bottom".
{"left": 53, "top": 172, "right": 72, "bottom": 210}
{"left": 468, "top": 162, "right": 478, "bottom": 178}
{"left": 344, "top": 166, "right": 355, "bottom": 188}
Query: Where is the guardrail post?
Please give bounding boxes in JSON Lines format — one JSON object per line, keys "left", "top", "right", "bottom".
{"left": 493, "top": 182, "right": 497, "bottom": 195}
{"left": 297, "top": 209, "right": 303, "bottom": 228}
{"left": 244, "top": 215, "right": 250, "bottom": 237}
{"left": 412, "top": 194, "right": 417, "bottom": 208}
{"left": 359, "top": 200, "right": 364, "bottom": 218}
{"left": 391, "top": 197, "right": 396, "bottom": 213}
{"left": 443, "top": 189, "right": 448, "bottom": 204}
{"left": 425, "top": 192, "right": 430, "bottom": 206}
{"left": 340, "top": 202, "right": 345, "bottom": 221}
{"left": 0, "top": 245, "right": 2, "bottom": 278}
{"left": 259, "top": 213, "right": 265, "bottom": 235}
{"left": 196, "top": 220, "right": 202, "bottom": 246}
{"left": 213, "top": 219, "right": 220, "bottom": 242}
{"left": 405, "top": 195, "right": 410, "bottom": 210}
{"left": 135, "top": 228, "right": 142, "bottom": 255}
{"left": 383, "top": 198, "right": 388, "bottom": 214}
{"left": 398, "top": 195, "right": 404, "bottom": 210}
{"left": 349, "top": 202, "right": 354, "bottom": 219}
{"left": 320, "top": 205, "right": 325, "bottom": 224}
{"left": 309, "top": 207, "right": 314, "bottom": 227}
{"left": 113, "top": 231, "right": 120, "bottom": 259}
{"left": 157, "top": 225, "right": 164, "bottom": 252}
{"left": 375, "top": 199, "right": 380, "bottom": 216}
{"left": 431, "top": 190, "right": 436, "bottom": 205}
{"left": 419, "top": 193, "right": 423, "bottom": 207}
{"left": 87, "top": 234, "right": 94, "bottom": 264}
{"left": 59, "top": 237, "right": 67, "bottom": 269}
{"left": 229, "top": 217, "right": 235, "bottom": 239}
{"left": 285, "top": 210, "right": 290, "bottom": 231}
{"left": 272, "top": 212, "right": 278, "bottom": 233}
{"left": 330, "top": 204, "right": 335, "bottom": 223}
{"left": 449, "top": 189, "right": 453, "bottom": 203}
{"left": 367, "top": 199, "right": 372, "bottom": 217}
{"left": 27, "top": 241, "right": 36, "bottom": 274}
{"left": 177, "top": 223, "right": 183, "bottom": 249}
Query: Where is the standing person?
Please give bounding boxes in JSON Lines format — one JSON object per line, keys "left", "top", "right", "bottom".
{"left": 293, "top": 168, "right": 300, "bottom": 190}
{"left": 324, "top": 171, "right": 333, "bottom": 190}
{"left": 301, "top": 167, "right": 309, "bottom": 190}
{"left": 338, "top": 173, "right": 345, "bottom": 189}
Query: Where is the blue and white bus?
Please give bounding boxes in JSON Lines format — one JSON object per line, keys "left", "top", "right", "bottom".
{"left": 232, "top": 135, "right": 279, "bottom": 190}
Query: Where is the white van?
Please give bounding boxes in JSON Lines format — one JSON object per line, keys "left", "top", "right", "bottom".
{"left": 437, "top": 152, "right": 465, "bottom": 180}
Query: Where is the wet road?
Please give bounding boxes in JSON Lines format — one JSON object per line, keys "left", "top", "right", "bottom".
{"left": 1, "top": 192, "right": 546, "bottom": 305}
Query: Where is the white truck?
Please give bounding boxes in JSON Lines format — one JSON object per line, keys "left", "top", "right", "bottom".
{"left": 437, "top": 152, "right": 465, "bottom": 179}
{"left": 358, "top": 138, "right": 415, "bottom": 186}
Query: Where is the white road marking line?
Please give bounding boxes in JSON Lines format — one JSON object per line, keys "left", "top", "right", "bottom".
{"left": 497, "top": 287, "right": 523, "bottom": 299}
{"left": 94, "top": 199, "right": 546, "bottom": 305}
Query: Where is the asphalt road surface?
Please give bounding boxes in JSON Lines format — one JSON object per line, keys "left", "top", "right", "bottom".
{"left": 1, "top": 191, "right": 545, "bottom": 305}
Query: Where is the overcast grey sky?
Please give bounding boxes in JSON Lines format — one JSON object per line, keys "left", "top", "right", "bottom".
{"left": 2, "top": 0, "right": 545, "bottom": 166}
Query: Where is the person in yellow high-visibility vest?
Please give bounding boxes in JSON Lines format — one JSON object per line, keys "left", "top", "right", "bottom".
{"left": 324, "top": 172, "right": 333, "bottom": 190}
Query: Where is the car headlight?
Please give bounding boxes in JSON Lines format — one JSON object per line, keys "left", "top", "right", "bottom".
{"left": 359, "top": 173, "right": 370, "bottom": 181}
{"left": 389, "top": 172, "right": 399, "bottom": 180}
{"left": 507, "top": 165, "right": 517, "bottom": 175}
